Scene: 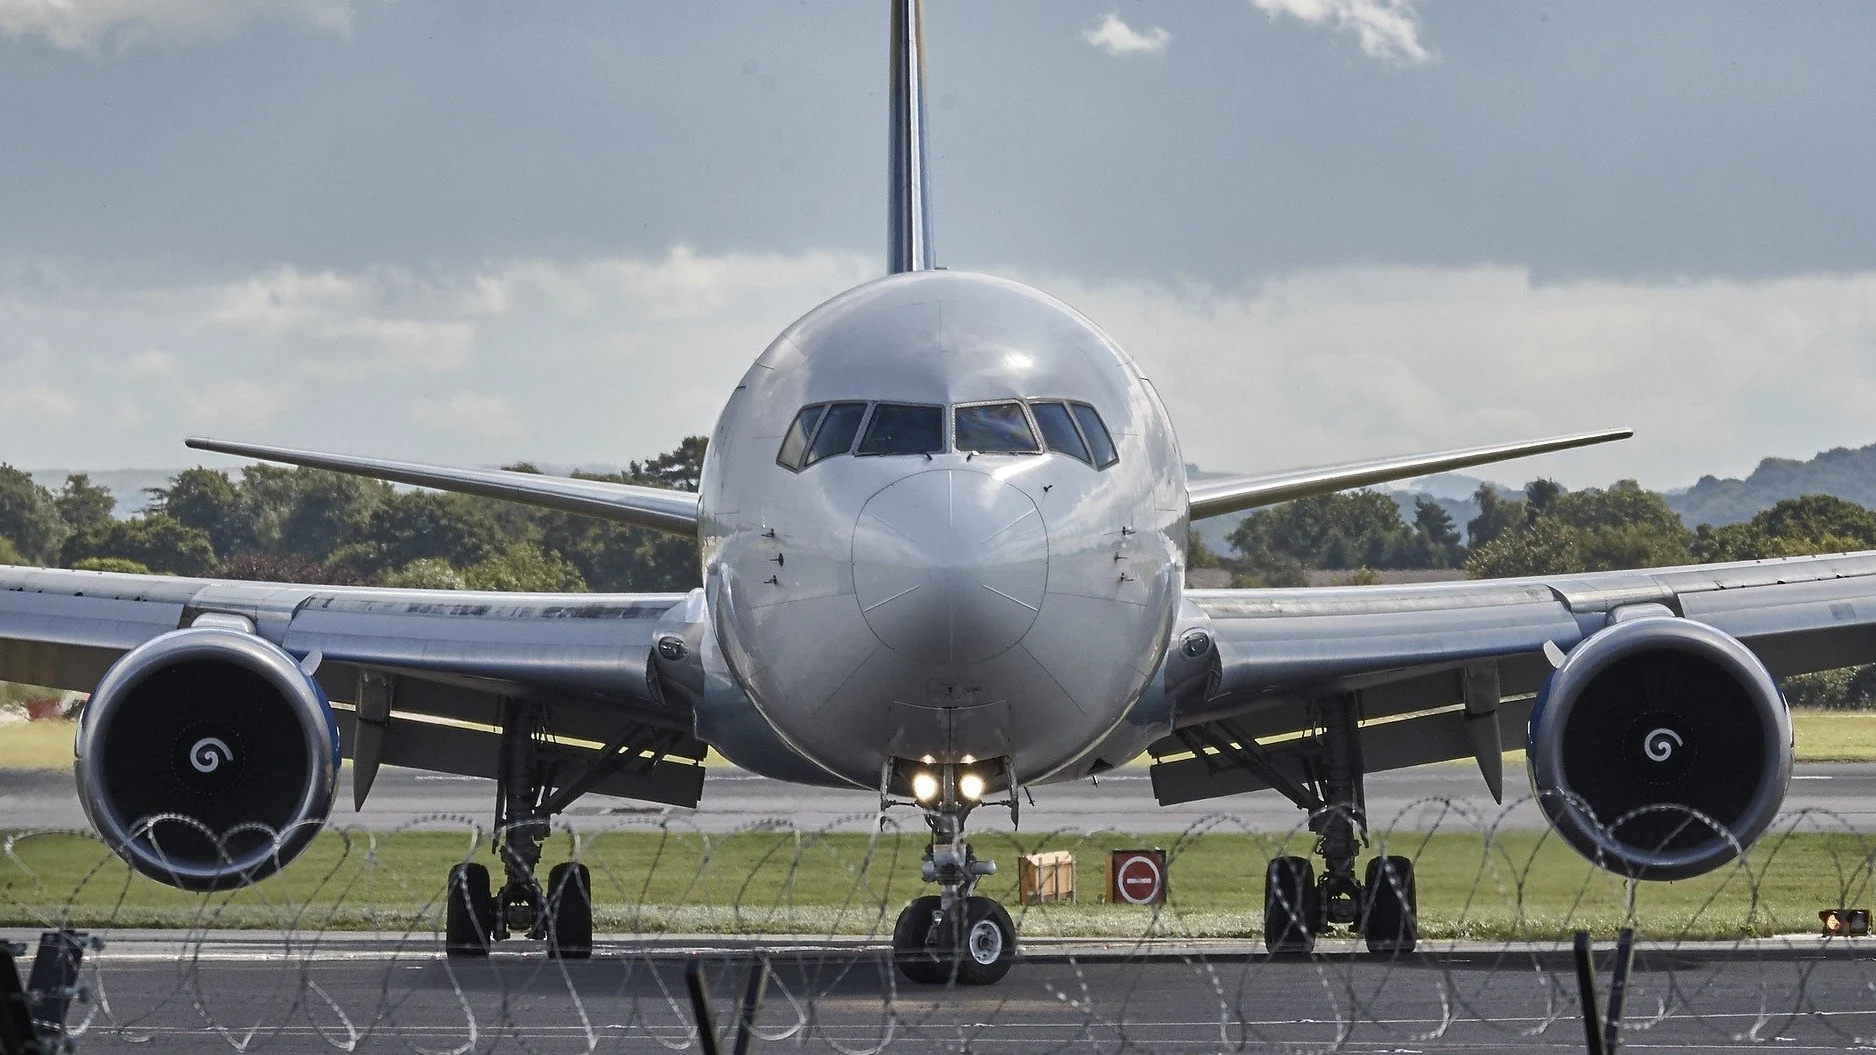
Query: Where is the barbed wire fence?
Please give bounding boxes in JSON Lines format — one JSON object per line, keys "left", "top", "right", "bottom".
{"left": 5, "top": 797, "right": 1876, "bottom": 1053}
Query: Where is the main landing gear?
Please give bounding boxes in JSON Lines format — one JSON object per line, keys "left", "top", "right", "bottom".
{"left": 1251, "top": 694, "right": 1418, "bottom": 956}
{"left": 444, "top": 700, "right": 594, "bottom": 960}
{"left": 887, "top": 760, "right": 1019, "bottom": 985}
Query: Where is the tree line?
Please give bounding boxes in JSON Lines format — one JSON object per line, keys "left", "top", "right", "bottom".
{"left": 1199, "top": 478, "right": 1876, "bottom": 709}
{"left": 0, "top": 438, "right": 707, "bottom": 593}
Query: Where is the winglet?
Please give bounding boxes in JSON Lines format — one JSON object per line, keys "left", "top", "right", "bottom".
{"left": 888, "top": 0, "right": 934, "bottom": 273}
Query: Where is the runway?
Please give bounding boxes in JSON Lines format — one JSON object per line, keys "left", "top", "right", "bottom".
{"left": 15, "top": 930, "right": 1876, "bottom": 1052}
{"left": 9, "top": 760, "right": 1876, "bottom": 833}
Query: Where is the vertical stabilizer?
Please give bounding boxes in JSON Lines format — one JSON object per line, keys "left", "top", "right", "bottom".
{"left": 888, "top": 0, "right": 934, "bottom": 273}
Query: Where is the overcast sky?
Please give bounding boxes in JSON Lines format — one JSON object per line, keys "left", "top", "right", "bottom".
{"left": 1, "top": 0, "right": 1871, "bottom": 490}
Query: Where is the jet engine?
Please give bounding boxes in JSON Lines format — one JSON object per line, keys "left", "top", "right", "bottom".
{"left": 75, "top": 626, "right": 340, "bottom": 891}
{"left": 1527, "top": 615, "right": 1792, "bottom": 880}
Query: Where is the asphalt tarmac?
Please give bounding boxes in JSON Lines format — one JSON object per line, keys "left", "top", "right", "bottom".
{"left": 9, "top": 760, "right": 1876, "bottom": 833}
{"left": 14, "top": 930, "right": 1876, "bottom": 1052}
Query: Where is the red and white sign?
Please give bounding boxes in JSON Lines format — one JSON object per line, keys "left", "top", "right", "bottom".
{"left": 1108, "top": 849, "right": 1167, "bottom": 905}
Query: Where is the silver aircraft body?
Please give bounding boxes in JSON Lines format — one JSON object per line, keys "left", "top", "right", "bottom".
{"left": 5, "top": 0, "right": 1876, "bottom": 980}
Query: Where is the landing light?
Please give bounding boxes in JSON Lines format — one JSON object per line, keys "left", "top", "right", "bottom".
{"left": 959, "top": 773, "right": 986, "bottom": 801}
{"left": 911, "top": 771, "right": 940, "bottom": 803}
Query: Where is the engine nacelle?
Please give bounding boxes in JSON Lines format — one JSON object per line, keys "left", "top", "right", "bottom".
{"left": 75, "top": 627, "right": 339, "bottom": 891}
{"left": 1528, "top": 616, "right": 1792, "bottom": 880}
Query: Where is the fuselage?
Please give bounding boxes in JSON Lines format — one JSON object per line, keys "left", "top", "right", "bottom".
{"left": 698, "top": 270, "right": 1188, "bottom": 789}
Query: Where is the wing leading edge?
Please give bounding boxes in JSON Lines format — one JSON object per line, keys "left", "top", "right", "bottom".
{"left": 186, "top": 437, "right": 700, "bottom": 536}
{"left": 1186, "top": 428, "right": 1632, "bottom": 520}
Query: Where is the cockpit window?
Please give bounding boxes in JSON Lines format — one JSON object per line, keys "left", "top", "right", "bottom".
{"left": 806, "top": 401, "right": 868, "bottom": 465}
{"left": 1071, "top": 402, "right": 1118, "bottom": 468}
{"left": 776, "top": 403, "right": 826, "bottom": 471}
{"left": 954, "top": 402, "right": 1040, "bottom": 454}
{"left": 1030, "top": 401, "right": 1091, "bottom": 465}
{"left": 858, "top": 403, "right": 944, "bottom": 456}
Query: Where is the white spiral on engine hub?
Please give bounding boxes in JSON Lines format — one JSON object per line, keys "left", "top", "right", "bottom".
{"left": 190, "top": 736, "right": 234, "bottom": 773}
{"left": 1643, "top": 727, "right": 1683, "bottom": 763}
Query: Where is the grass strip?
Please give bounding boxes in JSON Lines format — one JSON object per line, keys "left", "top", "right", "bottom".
{"left": 6, "top": 823, "right": 1875, "bottom": 941}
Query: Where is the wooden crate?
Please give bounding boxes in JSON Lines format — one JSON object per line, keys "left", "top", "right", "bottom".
{"left": 1018, "top": 851, "right": 1076, "bottom": 904}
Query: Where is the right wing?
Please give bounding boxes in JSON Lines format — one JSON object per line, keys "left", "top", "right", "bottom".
{"left": 0, "top": 564, "right": 708, "bottom": 808}
{"left": 185, "top": 437, "right": 700, "bottom": 536}
{"left": 1186, "top": 428, "right": 1632, "bottom": 520}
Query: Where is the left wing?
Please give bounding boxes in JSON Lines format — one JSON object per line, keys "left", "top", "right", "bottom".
{"left": 1152, "top": 550, "right": 1876, "bottom": 806}
{"left": 0, "top": 564, "right": 707, "bottom": 808}
{"left": 185, "top": 437, "right": 700, "bottom": 536}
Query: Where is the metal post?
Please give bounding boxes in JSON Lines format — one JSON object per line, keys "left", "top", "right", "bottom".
{"left": 1572, "top": 931, "right": 1607, "bottom": 1055}
{"left": 730, "top": 956, "right": 772, "bottom": 1055}
{"left": 685, "top": 957, "right": 721, "bottom": 1055}
{"left": 1603, "top": 928, "right": 1635, "bottom": 1053}
{"left": 1, "top": 941, "right": 38, "bottom": 1055}
{"left": 25, "top": 931, "right": 86, "bottom": 1051}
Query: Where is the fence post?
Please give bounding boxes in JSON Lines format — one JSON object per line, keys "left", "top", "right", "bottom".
{"left": 685, "top": 957, "right": 722, "bottom": 1055}
{"left": 1603, "top": 928, "right": 1636, "bottom": 1054}
{"left": 1572, "top": 931, "right": 1608, "bottom": 1055}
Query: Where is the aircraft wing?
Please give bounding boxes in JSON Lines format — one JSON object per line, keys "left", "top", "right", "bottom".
{"left": 1153, "top": 550, "right": 1876, "bottom": 805}
{"left": 1187, "top": 428, "right": 1632, "bottom": 520}
{"left": 0, "top": 564, "right": 706, "bottom": 808}
{"left": 185, "top": 437, "right": 700, "bottom": 536}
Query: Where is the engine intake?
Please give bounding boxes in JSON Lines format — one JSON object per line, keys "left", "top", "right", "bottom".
{"left": 1528, "top": 616, "right": 1791, "bottom": 880}
{"left": 75, "top": 627, "right": 339, "bottom": 891}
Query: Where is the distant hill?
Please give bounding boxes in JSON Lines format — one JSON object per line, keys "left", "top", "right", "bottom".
{"left": 1669, "top": 442, "right": 1876, "bottom": 527}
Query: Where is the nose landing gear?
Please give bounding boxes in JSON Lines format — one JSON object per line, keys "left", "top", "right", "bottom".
{"left": 886, "top": 759, "right": 1019, "bottom": 985}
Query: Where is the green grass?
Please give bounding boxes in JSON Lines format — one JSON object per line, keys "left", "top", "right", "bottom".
{"left": 6, "top": 824, "right": 1875, "bottom": 940}
{"left": 0, "top": 720, "right": 75, "bottom": 770}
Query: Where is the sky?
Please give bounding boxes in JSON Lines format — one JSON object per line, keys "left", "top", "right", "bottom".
{"left": 0, "top": 0, "right": 1872, "bottom": 491}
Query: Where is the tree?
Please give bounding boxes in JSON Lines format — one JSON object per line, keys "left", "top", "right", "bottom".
{"left": 1229, "top": 490, "right": 1415, "bottom": 576}
{"left": 1187, "top": 530, "right": 1222, "bottom": 570}
{"left": 1466, "top": 485, "right": 1523, "bottom": 551}
{"left": 272, "top": 471, "right": 391, "bottom": 562}
{"left": 464, "top": 543, "right": 589, "bottom": 592}
{"left": 1411, "top": 498, "right": 1463, "bottom": 569}
{"left": 1465, "top": 480, "right": 1692, "bottom": 577}
{"left": 1522, "top": 478, "right": 1565, "bottom": 526}
{"left": 0, "top": 465, "right": 68, "bottom": 565}
{"left": 628, "top": 436, "right": 708, "bottom": 491}
{"left": 61, "top": 515, "right": 216, "bottom": 576}
{"left": 347, "top": 492, "right": 504, "bottom": 576}
{"left": 380, "top": 558, "right": 469, "bottom": 590}
{"left": 55, "top": 474, "right": 116, "bottom": 532}
{"left": 151, "top": 468, "right": 254, "bottom": 558}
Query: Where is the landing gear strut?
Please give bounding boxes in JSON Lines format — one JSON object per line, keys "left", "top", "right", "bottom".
{"left": 444, "top": 698, "right": 593, "bottom": 959}
{"left": 1252, "top": 694, "right": 1418, "bottom": 955}
{"left": 888, "top": 761, "right": 1018, "bottom": 985}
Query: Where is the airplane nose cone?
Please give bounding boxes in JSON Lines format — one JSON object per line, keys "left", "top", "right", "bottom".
{"left": 853, "top": 469, "right": 1048, "bottom": 665}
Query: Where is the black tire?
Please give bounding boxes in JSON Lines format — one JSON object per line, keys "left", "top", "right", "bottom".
{"left": 446, "top": 862, "right": 494, "bottom": 957}
{"left": 892, "top": 896, "right": 946, "bottom": 985}
{"left": 546, "top": 862, "right": 593, "bottom": 960}
{"left": 953, "top": 897, "right": 1017, "bottom": 985}
{"left": 1361, "top": 856, "right": 1417, "bottom": 955}
{"left": 1264, "top": 856, "right": 1318, "bottom": 955}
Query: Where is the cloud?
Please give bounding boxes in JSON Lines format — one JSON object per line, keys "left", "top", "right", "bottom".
{"left": 1023, "top": 264, "right": 1876, "bottom": 491}
{"left": 0, "top": 0, "right": 365, "bottom": 51}
{"left": 1083, "top": 13, "right": 1170, "bottom": 58}
{"left": 1249, "top": 0, "right": 1431, "bottom": 65}
{"left": 3, "top": 248, "right": 1875, "bottom": 499}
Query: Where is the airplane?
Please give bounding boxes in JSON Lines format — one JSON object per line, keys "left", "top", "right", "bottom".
{"left": 3, "top": 0, "right": 1872, "bottom": 986}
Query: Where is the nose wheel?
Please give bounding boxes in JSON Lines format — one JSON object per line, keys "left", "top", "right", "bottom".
{"left": 886, "top": 758, "right": 1019, "bottom": 985}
